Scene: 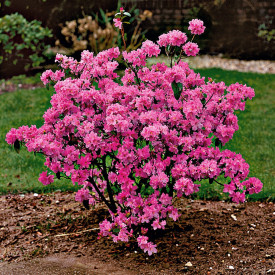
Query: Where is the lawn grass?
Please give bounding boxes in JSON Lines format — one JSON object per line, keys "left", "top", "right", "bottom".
{"left": 0, "top": 85, "right": 77, "bottom": 194}
{"left": 0, "top": 69, "right": 274, "bottom": 201}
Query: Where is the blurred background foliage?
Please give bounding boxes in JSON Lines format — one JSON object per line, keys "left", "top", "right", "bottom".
{"left": 55, "top": 4, "right": 152, "bottom": 56}
{"left": 0, "top": 13, "right": 52, "bottom": 77}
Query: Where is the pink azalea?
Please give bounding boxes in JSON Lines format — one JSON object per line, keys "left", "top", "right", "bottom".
{"left": 38, "top": 171, "right": 54, "bottom": 186}
{"left": 230, "top": 192, "right": 246, "bottom": 204}
{"left": 5, "top": 128, "right": 18, "bottom": 144}
{"left": 113, "top": 18, "right": 122, "bottom": 29}
{"left": 75, "top": 188, "right": 90, "bottom": 203}
{"left": 183, "top": 42, "right": 200, "bottom": 56}
{"left": 7, "top": 24, "right": 263, "bottom": 255}
{"left": 157, "top": 30, "right": 187, "bottom": 47}
{"left": 188, "top": 19, "right": 205, "bottom": 35}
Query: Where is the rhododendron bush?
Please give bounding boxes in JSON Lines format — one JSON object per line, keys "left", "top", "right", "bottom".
{"left": 6, "top": 15, "right": 263, "bottom": 255}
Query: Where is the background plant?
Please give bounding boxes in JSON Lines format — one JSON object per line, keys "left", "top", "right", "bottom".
{"left": 258, "top": 15, "right": 275, "bottom": 43}
{"left": 0, "top": 13, "right": 52, "bottom": 71}
{"left": 55, "top": 4, "right": 152, "bottom": 55}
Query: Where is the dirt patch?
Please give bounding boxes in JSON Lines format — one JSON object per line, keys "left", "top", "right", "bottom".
{"left": 0, "top": 192, "right": 274, "bottom": 274}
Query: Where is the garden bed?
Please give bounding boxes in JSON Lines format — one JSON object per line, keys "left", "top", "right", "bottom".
{"left": 0, "top": 192, "right": 274, "bottom": 274}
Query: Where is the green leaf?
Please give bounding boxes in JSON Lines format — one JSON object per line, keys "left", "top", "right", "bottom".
{"left": 172, "top": 81, "right": 183, "bottom": 100}
{"left": 4, "top": 0, "right": 11, "bottom": 7}
{"left": 145, "top": 186, "right": 154, "bottom": 195}
{"left": 16, "top": 44, "right": 26, "bottom": 50}
{"left": 123, "top": 12, "right": 131, "bottom": 17}
{"left": 113, "top": 227, "right": 120, "bottom": 233}
{"left": 99, "top": 8, "right": 107, "bottom": 23}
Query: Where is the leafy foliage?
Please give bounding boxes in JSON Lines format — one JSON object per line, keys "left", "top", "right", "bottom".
{"left": 0, "top": 13, "right": 52, "bottom": 69}
{"left": 55, "top": 4, "right": 152, "bottom": 54}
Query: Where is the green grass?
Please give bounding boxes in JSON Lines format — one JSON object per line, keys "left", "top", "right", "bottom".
{"left": 0, "top": 69, "right": 274, "bottom": 201}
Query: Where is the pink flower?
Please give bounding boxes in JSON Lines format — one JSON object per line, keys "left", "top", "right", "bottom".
{"left": 243, "top": 177, "right": 263, "bottom": 194}
{"left": 77, "top": 154, "right": 92, "bottom": 168}
{"left": 137, "top": 235, "right": 148, "bottom": 246}
{"left": 141, "top": 40, "right": 161, "bottom": 57}
{"left": 223, "top": 183, "right": 236, "bottom": 194}
{"left": 144, "top": 242, "right": 158, "bottom": 256}
{"left": 113, "top": 18, "right": 122, "bottom": 29}
{"left": 137, "top": 236, "right": 157, "bottom": 255}
{"left": 169, "top": 208, "right": 181, "bottom": 221}
{"left": 230, "top": 192, "right": 245, "bottom": 204}
{"left": 38, "top": 171, "right": 54, "bottom": 186}
{"left": 6, "top": 128, "right": 18, "bottom": 144}
{"left": 157, "top": 30, "right": 187, "bottom": 47}
{"left": 188, "top": 19, "right": 205, "bottom": 35}
{"left": 174, "top": 177, "right": 199, "bottom": 196}
{"left": 183, "top": 42, "right": 200, "bottom": 56}
{"left": 75, "top": 188, "right": 90, "bottom": 203}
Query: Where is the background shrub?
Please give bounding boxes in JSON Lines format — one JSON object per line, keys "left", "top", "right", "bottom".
{"left": 55, "top": 7, "right": 152, "bottom": 56}
{"left": 0, "top": 13, "right": 52, "bottom": 78}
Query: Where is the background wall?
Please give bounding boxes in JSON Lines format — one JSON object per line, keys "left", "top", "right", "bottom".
{"left": 1, "top": 0, "right": 274, "bottom": 59}
{"left": 122, "top": 0, "right": 275, "bottom": 59}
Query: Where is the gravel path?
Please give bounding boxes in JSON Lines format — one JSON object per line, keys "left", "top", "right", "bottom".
{"left": 148, "top": 55, "right": 275, "bottom": 74}
{"left": 188, "top": 55, "right": 275, "bottom": 74}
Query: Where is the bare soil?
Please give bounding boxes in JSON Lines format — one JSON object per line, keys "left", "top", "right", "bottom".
{"left": 0, "top": 192, "right": 274, "bottom": 274}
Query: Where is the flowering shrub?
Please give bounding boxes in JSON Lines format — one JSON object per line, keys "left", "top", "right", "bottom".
{"left": 6, "top": 16, "right": 263, "bottom": 255}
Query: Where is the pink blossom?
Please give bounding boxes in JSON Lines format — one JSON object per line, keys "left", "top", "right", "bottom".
{"left": 75, "top": 188, "right": 90, "bottom": 203}
{"left": 141, "top": 40, "right": 161, "bottom": 57}
{"left": 223, "top": 183, "right": 236, "bottom": 194}
{"left": 243, "top": 177, "right": 263, "bottom": 194}
{"left": 38, "top": 171, "right": 54, "bottom": 185}
{"left": 5, "top": 128, "right": 18, "bottom": 144}
{"left": 188, "top": 19, "right": 205, "bottom": 35}
{"left": 144, "top": 242, "right": 158, "bottom": 256}
{"left": 230, "top": 192, "right": 245, "bottom": 204}
{"left": 157, "top": 30, "right": 187, "bottom": 47}
{"left": 113, "top": 18, "right": 122, "bottom": 29}
{"left": 183, "top": 42, "right": 200, "bottom": 56}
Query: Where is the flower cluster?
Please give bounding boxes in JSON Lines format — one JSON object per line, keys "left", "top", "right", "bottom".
{"left": 6, "top": 19, "right": 263, "bottom": 255}
{"left": 188, "top": 19, "right": 205, "bottom": 35}
{"left": 183, "top": 42, "right": 200, "bottom": 56}
{"left": 157, "top": 30, "right": 187, "bottom": 47}
{"left": 155, "top": 20, "right": 204, "bottom": 59}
